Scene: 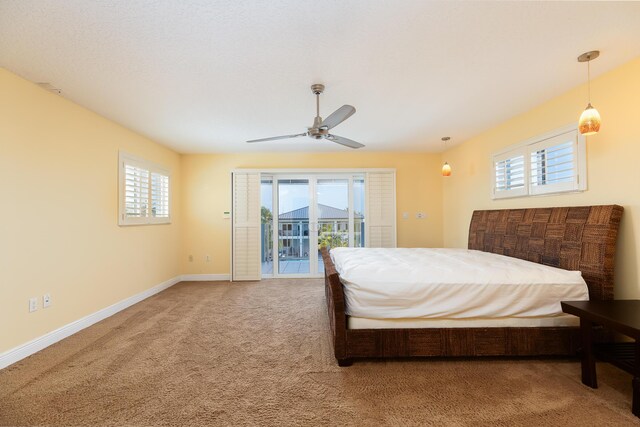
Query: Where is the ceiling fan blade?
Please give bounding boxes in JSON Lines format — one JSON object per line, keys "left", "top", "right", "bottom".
{"left": 246, "top": 133, "right": 307, "bottom": 143}
{"left": 320, "top": 105, "right": 356, "bottom": 130}
{"left": 325, "top": 134, "right": 365, "bottom": 149}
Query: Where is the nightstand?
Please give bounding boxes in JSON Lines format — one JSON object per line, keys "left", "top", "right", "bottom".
{"left": 562, "top": 300, "right": 640, "bottom": 418}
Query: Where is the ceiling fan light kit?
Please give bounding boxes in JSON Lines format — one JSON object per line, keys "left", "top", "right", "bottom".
{"left": 247, "top": 84, "right": 364, "bottom": 149}
{"left": 577, "top": 50, "right": 601, "bottom": 136}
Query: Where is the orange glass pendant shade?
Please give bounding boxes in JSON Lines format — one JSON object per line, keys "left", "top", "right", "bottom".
{"left": 440, "top": 136, "right": 452, "bottom": 176}
{"left": 579, "top": 103, "right": 601, "bottom": 136}
{"left": 577, "top": 51, "right": 601, "bottom": 136}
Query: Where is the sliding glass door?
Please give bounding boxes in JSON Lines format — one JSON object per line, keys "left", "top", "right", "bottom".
{"left": 260, "top": 177, "right": 274, "bottom": 275}
{"left": 316, "top": 178, "right": 349, "bottom": 274}
{"left": 233, "top": 169, "right": 394, "bottom": 281}
{"left": 277, "top": 178, "right": 311, "bottom": 275}
{"left": 261, "top": 174, "right": 365, "bottom": 278}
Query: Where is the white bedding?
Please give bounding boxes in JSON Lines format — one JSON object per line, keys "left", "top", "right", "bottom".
{"left": 330, "top": 247, "right": 589, "bottom": 320}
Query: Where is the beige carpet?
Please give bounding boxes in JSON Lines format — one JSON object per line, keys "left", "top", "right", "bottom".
{"left": 1, "top": 280, "right": 639, "bottom": 426}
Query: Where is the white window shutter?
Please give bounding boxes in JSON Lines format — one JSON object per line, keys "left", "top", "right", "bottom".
{"left": 151, "top": 172, "right": 170, "bottom": 219}
{"left": 119, "top": 151, "right": 171, "bottom": 225}
{"left": 365, "top": 172, "right": 396, "bottom": 248}
{"left": 492, "top": 148, "right": 528, "bottom": 199}
{"left": 489, "top": 125, "right": 586, "bottom": 200}
{"left": 232, "top": 172, "right": 261, "bottom": 281}
{"left": 123, "top": 163, "right": 149, "bottom": 221}
{"left": 529, "top": 130, "right": 580, "bottom": 195}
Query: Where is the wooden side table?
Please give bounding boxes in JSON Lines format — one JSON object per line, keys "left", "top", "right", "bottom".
{"left": 562, "top": 300, "right": 640, "bottom": 418}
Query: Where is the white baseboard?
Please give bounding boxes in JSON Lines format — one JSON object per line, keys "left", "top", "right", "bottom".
{"left": 180, "top": 274, "right": 230, "bottom": 281}
{"left": 0, "top": 276, "right": 181, "bottom": 370}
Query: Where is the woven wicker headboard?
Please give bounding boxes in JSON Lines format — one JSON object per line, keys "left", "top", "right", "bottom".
{"left": 468, "top": 205, "right": 623, "bottom": 301}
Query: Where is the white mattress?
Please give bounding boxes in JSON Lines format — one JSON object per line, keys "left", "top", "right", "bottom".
{"left": 330, "top": 247, "right": 589, "bottom": 321}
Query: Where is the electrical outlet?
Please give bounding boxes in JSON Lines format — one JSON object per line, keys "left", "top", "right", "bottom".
{"left": 43, "top": 293, "right": 51, "bottom": 308}
{"left": 188, "top": 255, "right": 194, "bottom": 262}
{"left": 416, "top": 212, "right": 427, "bottom": 219}
{"left": 206, "top": 255, "right": 211, "bottom": 263}
{"left": 29, "top": 297, "right": 38, "bottom": 313}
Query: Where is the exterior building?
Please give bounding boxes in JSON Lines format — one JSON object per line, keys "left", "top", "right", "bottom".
{"left": 261, "top": 204, "right": 364, "bottom": 262}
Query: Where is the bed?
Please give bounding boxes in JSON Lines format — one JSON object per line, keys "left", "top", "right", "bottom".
{"left": 322, "top": 205, "right": 623, "bottom": 366}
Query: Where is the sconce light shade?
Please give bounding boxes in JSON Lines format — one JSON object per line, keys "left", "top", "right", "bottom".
{"left": 578, "top": 102, "right": 601, "bottom": 136}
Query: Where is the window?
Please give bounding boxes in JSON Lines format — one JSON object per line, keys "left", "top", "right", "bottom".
{"left": 529, "top": 134, "right": 580, "bottom": 195}
{"left": 494, "top": 149, "right": 527, "bottom": 198}
{"left": 492, "top": 125, "right": 586, "bottom": 199}
{"left": 119, "top": 152, "right": 171, "bottom": 225}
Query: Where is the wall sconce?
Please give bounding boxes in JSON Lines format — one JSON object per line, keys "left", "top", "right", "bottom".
{"left": 441, "top": 137, "right": 452, "bottom": 177}
{"left": 577, "top": 50, "right": 601, "bottom": 136}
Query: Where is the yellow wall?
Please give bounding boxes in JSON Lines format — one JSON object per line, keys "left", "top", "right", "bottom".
{"left": 180, "top": 152, "right": 444, "bottom": 274}
{"left": 0, "top": 69, "right": 182, "bottom": 353}
{"left": 442, "top": 57, "right": 640, "bottom": 298}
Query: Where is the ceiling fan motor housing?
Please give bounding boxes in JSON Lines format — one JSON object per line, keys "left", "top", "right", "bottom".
{"left": 308, "top": 131, "right": 328, "bottom": 139}
{"left": 308, "top": 116, "right": 329, "bottom": 139}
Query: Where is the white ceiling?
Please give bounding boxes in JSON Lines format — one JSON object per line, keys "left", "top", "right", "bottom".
{"left": 1, "top": 1, "right": 640, "bottom": 153}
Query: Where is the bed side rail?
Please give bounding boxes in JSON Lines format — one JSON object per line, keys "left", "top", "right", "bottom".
{"left": 320, "top": 247, "right": 350, "bottom": 364}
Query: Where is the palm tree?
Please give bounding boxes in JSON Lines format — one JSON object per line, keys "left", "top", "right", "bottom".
{"left": 261, "top": 207, "right": 274, "bottom": 261}
{"left": 261, "top": 206, "right": 272, "bottom": 223}
{"left": 318, "top": 232, "right": 347, "bottom": 249}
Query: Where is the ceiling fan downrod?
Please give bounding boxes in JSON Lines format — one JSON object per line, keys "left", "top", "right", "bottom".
{"left": 310, "top": 84, "right": 325, "bottom": 137}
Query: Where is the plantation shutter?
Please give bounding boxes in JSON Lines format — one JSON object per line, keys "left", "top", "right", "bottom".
{"left": 365, "top": 171, "right": 396, "bottom": 248}
{"left": 492, "top": 148, "right": 527, "bottom": 199}
{"left": 151, "top": 172, "right": 170, "bottom": 220}
{"left": 122, "top": 161, "right": 150, "bottom": 225}
{"left": 529, "top": 130, "right": 580, "bottom": 195}
{"left": 119, "top": 152, "right": 171, "bottom": 225}
{"left": 232, "top": 172, "right": 261, "bottom": 281}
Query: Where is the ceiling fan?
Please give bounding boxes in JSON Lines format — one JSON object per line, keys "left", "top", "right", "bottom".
{"left": 247, "top": 84, "right": 364, "bottom": 149}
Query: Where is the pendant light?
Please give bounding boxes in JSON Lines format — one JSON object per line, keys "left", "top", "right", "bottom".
{"left": 577, "top": 50, "right": 601, "bottom": 136}
{"left": 441, "top": 137, "right": 452, "bottom": 177}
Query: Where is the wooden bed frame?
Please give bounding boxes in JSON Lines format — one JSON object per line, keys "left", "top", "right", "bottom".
{"left": 322, "top": 205, "right": 624, "bottom": 366}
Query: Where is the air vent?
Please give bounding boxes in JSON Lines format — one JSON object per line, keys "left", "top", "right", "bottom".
{"left": 36, "top": 82, "right": 62, "bottom": 95}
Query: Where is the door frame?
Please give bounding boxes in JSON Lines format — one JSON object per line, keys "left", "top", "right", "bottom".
{"left": 272, "top": 174, "right": 317, "bottom": 278}
{"left": 231, "top": 168, "right": 396, "bottom": 281}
